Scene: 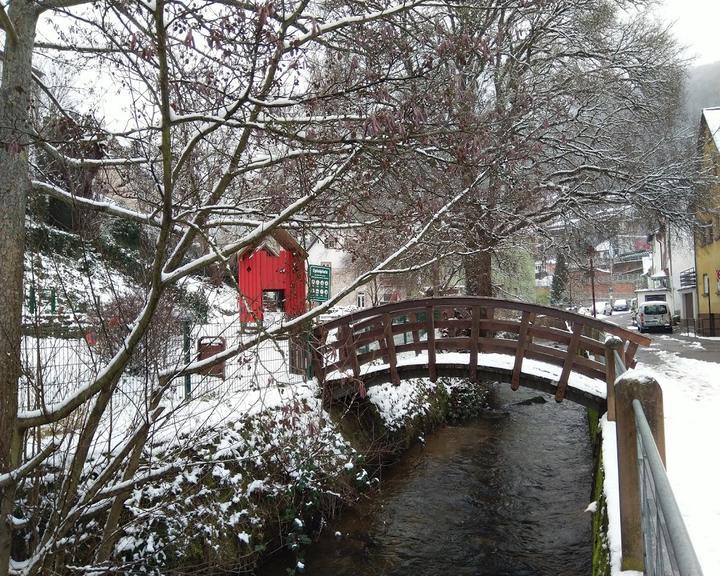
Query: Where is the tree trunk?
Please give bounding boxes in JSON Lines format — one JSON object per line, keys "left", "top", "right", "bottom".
{"left": 0, "top": 2, "right": 39, "bottom": 573}
{"left": 463, "top": 250, "right": 492, "bottom": 297}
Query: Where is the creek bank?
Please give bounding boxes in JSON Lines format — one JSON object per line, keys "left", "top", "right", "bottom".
{"left": 19, "top": 374, "right": 604, "bottom": 576}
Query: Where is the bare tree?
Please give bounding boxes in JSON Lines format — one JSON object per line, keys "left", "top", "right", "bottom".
{"left": 1, "top": 1, "right": 478, "bottom": 573}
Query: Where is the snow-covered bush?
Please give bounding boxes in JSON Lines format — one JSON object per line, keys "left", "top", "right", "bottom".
{"left": 108, "top": 396, "right": 361, "bottom": 574}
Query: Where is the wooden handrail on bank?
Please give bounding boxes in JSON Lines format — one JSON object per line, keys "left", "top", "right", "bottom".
{"left": 311, "top": 297, "right": 650, "bottom": 405}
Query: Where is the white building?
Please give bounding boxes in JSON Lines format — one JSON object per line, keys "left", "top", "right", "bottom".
{"left": 306, "top": 233, "right": 367, "bottom": 310}
{"left": 639, "top": 225, "right": 697, "bottom": 319}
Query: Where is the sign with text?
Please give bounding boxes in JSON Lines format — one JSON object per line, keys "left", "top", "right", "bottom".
{"left": 309, "top": 265, "right": 331, "bottom": 302}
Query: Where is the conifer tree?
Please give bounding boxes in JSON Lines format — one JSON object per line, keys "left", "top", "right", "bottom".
{"left": 551, "top": 252, "right": 569, "bottom": 306}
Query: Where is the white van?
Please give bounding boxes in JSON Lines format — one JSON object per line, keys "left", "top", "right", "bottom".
{"left": 636, "top": 301, "right": 672, "bottom": 334}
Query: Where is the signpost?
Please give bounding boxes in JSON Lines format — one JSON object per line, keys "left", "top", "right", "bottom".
{"left": 309, "top": 265, "right": 331, "bottom": 303}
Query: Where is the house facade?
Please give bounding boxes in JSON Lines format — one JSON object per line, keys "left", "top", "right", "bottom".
{"left": 642, "top": 225, "right": 697, "bottom": 320}
{"left": 695, "top": 108, "right": 720, "bottom": 335}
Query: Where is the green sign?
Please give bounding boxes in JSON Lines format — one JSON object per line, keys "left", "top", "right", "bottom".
{"left": 309, "top": 265, "right": 331, "bottom": 302}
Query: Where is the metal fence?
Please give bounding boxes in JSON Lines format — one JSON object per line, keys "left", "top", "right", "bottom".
{"left": 633, "top": 399, "right": 704, "bottom": 576}
{"left": 676, "top": 318, "right": 718, "bottom": 337}
{"left": 19, "top": 317, "right": 310, "bottom": 411}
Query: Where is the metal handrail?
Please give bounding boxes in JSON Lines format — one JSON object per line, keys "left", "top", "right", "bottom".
{"left": 614, "top": 349, "right": 627, "bottom": 375}
{"left": 632, "top": 399, "right": 704, "bottom": 576}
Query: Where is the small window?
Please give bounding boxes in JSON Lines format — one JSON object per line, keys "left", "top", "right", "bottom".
{"left": 356, "top": 292, "right": 366, "bottom": 308}
{"left": 325, "top": 235, "right": 340, "bottom": 249}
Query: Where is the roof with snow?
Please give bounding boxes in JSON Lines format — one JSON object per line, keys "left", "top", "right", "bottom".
{"left": 238, "top": 229, "right": 307, "bottom": 258}
{"left": 702, "top": 107, "right": 720, "bottom": 151}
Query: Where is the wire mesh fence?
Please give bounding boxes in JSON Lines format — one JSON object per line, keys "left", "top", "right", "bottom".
{"left": 19, "top": 316, "right": 311, "bottom": 412}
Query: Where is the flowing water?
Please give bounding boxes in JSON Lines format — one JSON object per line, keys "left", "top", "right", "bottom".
{"left": 260, "top": 384, "right": 595, "bottom": 576}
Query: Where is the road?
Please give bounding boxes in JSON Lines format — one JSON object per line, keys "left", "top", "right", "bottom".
{"left": 605, "top": 311, "right": 720, "bottom": 365}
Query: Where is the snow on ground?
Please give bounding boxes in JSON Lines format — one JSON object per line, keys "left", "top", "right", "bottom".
{"left": 603, "top": 343, "right": 720, "bottom": 576}
{"left": 21, "top": 296, "right": 718, "bottom": 574}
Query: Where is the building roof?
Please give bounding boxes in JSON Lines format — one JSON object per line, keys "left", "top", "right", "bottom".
{"left": 238, "top": 229, "right": 308, "bottom": 259}
{"left": 702, "top": 107, "right": 720, "bottom": 151}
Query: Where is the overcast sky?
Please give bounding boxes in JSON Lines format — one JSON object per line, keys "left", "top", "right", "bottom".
{"left": 658, "top": 0, "right": 720, "bottom": 66}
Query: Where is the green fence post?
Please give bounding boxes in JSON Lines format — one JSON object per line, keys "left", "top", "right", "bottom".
{"left": 183, "top": 319, "right": 192, "bottom": 399}
{"left": 28, "top": 285, "right": 36, "bottom": 314}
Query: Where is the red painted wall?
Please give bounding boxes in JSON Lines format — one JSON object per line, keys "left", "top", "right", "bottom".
{"left": 238, "top": 248, "right": 306, "bottom": 323}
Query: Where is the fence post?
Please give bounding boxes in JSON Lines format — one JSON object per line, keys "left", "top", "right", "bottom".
{"left": 614, "top": 373, "right": 665, "bottom": 572}
{"left": 28, "top": 285, "right": 36, "bottom": 315}
{"left": 183, "top": 318, "right": 192, "bottom": 399}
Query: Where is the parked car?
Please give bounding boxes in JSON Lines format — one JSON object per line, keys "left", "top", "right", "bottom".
{"left": 612, "top": 299, "right": 629, "bottom": 311}
{"left": 592, "top": 301, "right": 612, "bottom": 316}
{"left": 636, "top": 301, "right": 672, "bottom": 333}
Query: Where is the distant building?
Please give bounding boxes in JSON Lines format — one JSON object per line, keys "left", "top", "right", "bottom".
{"left": 306, "top": 232, "right": 365, "bottom": 309}
{"left": 641, "top": 225, "right": 697, "bottom": 320}
{"left": 306, "top": 232, "right": 417, "bottom": 310}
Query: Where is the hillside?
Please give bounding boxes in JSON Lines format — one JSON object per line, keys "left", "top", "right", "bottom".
{"left": 684, "top": 60, "right": 720, "bottom": 126}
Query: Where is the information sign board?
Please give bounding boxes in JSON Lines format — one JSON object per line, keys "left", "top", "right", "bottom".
{"left": 309, "top": 265, "right": 331, "bottom": 302}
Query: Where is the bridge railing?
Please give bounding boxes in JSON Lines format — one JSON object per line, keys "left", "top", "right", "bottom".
{"left": 633, "top": 399, "right": 704, "bottom": 576}
{"left": 311, "top": 297, "right": 650, "bottom": 404}
{"left": 614, "top": 373, "right": 704, "bottom": 575}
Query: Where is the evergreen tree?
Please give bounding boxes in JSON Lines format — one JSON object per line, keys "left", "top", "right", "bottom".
{"left": 551, "top": 252, "right": 569, "bottom": 306}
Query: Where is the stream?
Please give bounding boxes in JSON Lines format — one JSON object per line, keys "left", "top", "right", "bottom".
{"left": 260, "top": 384, "right": 595, "bottom": 576}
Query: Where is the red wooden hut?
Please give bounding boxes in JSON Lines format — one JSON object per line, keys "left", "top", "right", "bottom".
{"left": 238, "top": 230, "right": 307, "bottom": 324}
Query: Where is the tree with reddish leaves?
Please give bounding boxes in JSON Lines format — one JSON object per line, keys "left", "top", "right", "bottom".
{"left": 333, "top": 1, "right": 695, "bottom": 296}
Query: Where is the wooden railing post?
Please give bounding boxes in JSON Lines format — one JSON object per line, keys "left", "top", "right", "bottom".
{"left": 383, "top": 314, "right": 400, "bottom": 385}
{"left": 615, "top": 373, "right": 665, "bottom": 572}
{"left": 310, "top": 327, "right": 326, "bottom": 384}
{"left": 469, "top": 306, "right": 480, "bottom": 380}
{"left": 512, "top": 311, "right": 536, "bottom": 390}
{"left": 410, "top": 311, "right": 421, "bottom": 356}
{"left": 604, "top": 336, "right": 625, "bottom": 422}
{"left": 426, "top": 305, "right": 437, "bottom": 382}
{"left": 555, "top": 322, "right": 583, "bottom": 401}
{"left": 338, "top": 323, "right": 360, "bottom": 379}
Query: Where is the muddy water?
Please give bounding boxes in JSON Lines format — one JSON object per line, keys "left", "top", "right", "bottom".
{"left": 262, "top": 385, "right": 594, "bottom": 576}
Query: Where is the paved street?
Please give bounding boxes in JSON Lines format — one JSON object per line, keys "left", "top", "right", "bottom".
{"left": 606, "top": 311, "right": 720, "bottom": 365}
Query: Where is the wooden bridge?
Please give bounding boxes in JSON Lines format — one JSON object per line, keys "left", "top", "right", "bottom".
{"left": 310, "top": 297, "right": 651, "bottom": 413}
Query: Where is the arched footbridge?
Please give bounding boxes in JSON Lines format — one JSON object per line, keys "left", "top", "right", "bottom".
{"left": 311, "top": 297, "right": 650, "bottom": 413}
